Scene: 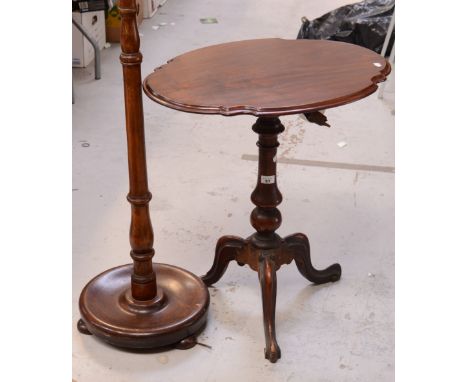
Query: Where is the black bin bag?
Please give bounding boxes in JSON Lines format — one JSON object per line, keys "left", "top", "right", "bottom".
{"left": 297, "top": 0, "right": 394, "bottom": 56}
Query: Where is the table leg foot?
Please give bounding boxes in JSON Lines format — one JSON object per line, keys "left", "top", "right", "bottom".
{"left": 258, "top": 253, "right": 281, "bottom": 363}
{"left": 77, "top": 318, "right": 92, "bottom": 335}
{"left": 174, "top": 334, "right": 198, "bottom": 350}
{"left": 285, "top": 233, "right": 342, "bottom": 284}
{"left": 201, "top": 235, "right": 246, "bottom": 286}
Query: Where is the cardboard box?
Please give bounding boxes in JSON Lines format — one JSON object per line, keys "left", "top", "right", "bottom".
{"left": 72, "top": 10, "right": 106, "bottom": 67}
{"left": 106, "top": 0, "right": 143, "bottom": 43}
{"left": 72, "top": 0, "right": 107, "bottom": 13}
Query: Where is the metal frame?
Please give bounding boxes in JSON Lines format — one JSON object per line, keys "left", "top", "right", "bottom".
{"left": 378, "top": 11, "right": 395, "bottom": 100}
{"left": 72, "top": 18, "right": 101, "bottom": 80}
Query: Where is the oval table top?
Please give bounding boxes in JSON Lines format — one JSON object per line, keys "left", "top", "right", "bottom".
{"left": 143, "top": 38, "right": 391, "bottom": 117}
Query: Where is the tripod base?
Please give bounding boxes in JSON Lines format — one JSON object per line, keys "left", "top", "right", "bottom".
{"left": 78, "top": 263, "right": 209, "bottom": 349}
{"left": 202, "top": 232, "right": 341, "bottom": 362}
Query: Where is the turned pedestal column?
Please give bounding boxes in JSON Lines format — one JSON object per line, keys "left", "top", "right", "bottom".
{"left": 77, "top": 0, "right": 209, "bottom": 350}
{"left": 201, "top": 117, "right": 341, "bottom": 362}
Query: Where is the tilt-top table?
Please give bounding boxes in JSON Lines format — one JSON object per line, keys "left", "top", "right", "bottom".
{"left": 144, "top": 38, "right": 390, "bottom": 362}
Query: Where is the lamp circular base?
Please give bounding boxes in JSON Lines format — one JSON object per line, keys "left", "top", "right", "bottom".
{"left": 78, "top": 263, "right": 209, "bottom": 349}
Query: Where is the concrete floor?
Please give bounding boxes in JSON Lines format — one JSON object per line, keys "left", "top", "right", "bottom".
{"left": 73, "top": 0, "right": 395, "bottom": 381}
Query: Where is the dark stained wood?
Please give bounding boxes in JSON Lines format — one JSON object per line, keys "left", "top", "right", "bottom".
{"left": 142, "top": 37, "right": 389, "bottom": 361}
{"left": 201, "top": 235, "right": 244, "bottom": 285}
{"left": 77, "top": 0, "right": 209, "bottom": 350}
{"left": 77, "top": 319, "right": 91, "bottom": 335}
{"left": 285, "top": 233, "right": 341, "bottom": 284}
{"left": 79, "top": 264, "right": 209, "bottom": 348}
{"left": 258, "top": 254, "right": 280, "bottom": 363}
{"left": 201, "top": 117, "right": 342, "bottom": 362}
{"left": 143, "top": 38, "right": 391, "bottom": 117}
{"left": 120, "top": 0, "right": 156, "bottom": 302}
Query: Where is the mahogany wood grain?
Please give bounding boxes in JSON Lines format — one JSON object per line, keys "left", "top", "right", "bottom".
{"left": 79, "top": 264, "right": 209, "bottom": 348}
{"left": 142, "top": 35, "right": 390, "bottom": 362}
{"left": 143, "top": 38, "right": 390, "bottom": 116}
{"left": 201, "top": 117, "right": 342, "bottom": 362}
{"left": 120, "top": 0, "right": 156, "bottom": 301}
{"left": 77, "top": 0, "right": 209, "bottom": 350}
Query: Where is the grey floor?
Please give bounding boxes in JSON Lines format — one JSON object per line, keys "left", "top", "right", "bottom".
{"left": 72, "top": 0, "right": 395, "bottom": 381}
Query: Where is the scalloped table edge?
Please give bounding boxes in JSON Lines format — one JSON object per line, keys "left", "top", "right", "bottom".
{"left": 142, "top": 40, "right": 391, "bottom": 117}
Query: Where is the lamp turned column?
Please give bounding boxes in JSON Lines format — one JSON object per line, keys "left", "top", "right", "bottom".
{"left": 119, "top": 1, "right": 156, "bottom": 301}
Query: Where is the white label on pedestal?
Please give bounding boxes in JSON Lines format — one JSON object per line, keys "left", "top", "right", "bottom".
{"left": 273, "top": 155, "right": 277, "bottom": 163}
{"left": 261, "top": 175, "right": 275, "bottom": 184}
